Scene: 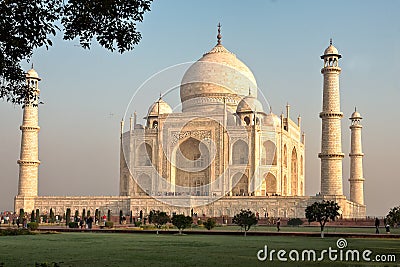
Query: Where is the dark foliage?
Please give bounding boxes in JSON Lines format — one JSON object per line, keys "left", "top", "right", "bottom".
{"left": 27, "top": 222, "right": 39, "bottom": 230}
{"left": 203, "top": 218, "right": 217, "bottom": 230}
{"left": 305, "top": 200, "right": 340, "bottom": 233}
{"left": 386, "top": 206, "right": 400, "bottom": 227}
{"left": 287, "top": 218, "right": 304, "bottom": 227}
{"left": 232, "top": 209, "right": 258, "bottom": 236}
{"left": 0, "top": 0, "right": 152, "bottom": 104}
{"left": 171, "top": 214, "right": 193, "bottom": 234}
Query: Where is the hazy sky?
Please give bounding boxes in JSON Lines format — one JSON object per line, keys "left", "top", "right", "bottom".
{"left": 1, "top": 0, "right": 399, "bottom": 216}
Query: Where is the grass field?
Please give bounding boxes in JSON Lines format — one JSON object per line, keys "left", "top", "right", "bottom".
{"left": 0, "top": 232, "right": 399, "bottom": 267}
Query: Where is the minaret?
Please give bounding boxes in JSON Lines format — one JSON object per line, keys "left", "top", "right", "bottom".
{"left": 349, "top": 108, "right": 365, "bottom": 204}
{"left": 319, "top": 39, "right": 344, "bottom": 196}
{"left": 15, "top": 68, "right": 41, "bottom": 212}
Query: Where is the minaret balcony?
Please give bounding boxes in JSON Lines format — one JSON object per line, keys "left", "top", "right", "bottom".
{"left": 318, "top": 153, "right": 345, "bottom": 159}
{"left": 319, "top": 112, "right": 343, "bottom": 118}
{"left": 17, "top": 160, "right": 41, "bottom": 166}
{"left": 321, "top": 67, "right": 341, "bottom": 74}
{"left": 20, "top": 125, "right": 40, "bottom": 131}
{"left": 349, "top": 153, "right": 364, "bottom": 157}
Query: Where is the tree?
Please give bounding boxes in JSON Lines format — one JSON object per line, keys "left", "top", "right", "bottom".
{"left": 0, "top": 0, "right": 153, "bottom": 105}
{"left": 35, "top": 209, "right": 40, "bottom": 223}
{"left": 107, "top": 209, "right": 111, "bottom": 222}
{"left": 49, "top": 208, "right": 55, "bottom": 223}
{"left": 305, "top": 200, "right": 340, "bottom": 238}
{"left": 119, "top": 210, "right": 123, "bottom": 224}
{"left": 386, "top": 206, "right": 400, "bottom": 227}
{"left": 203, "top": 218, "right": 217, "bottom": 230}
{"left": 95, "top": 209, "right": 99, "bottom": 223}
{"left": 171, "top": 214, "right": 193, "bottom": 235}
{"left": 130, "top": 210, "right": 133, "bottom": 224}
{"left": 31, "top": 210, "right": 35, "bottom": 222}
{"left": 82, "top": 208, "right": 86, "bottom": 219}
{"left": 151, "top": 210, "right": 170, "bottom": 235}
{"left": 74, "top": 210, "right": 79, "bottom": 222}
{"left": 19, "top": 208, "right": 24, "bottom": 219}
{"left": 65, "top": 208, "right": 71, "bottom": 226}
{"left": 232, "top": 209, "right": 258, "bottom": 236}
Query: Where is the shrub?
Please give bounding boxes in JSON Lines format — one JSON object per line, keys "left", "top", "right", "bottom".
{"left": 105, "top": 221, "right": 114, "bottom": 228}
{"left": 171, "top": 214, "right": 193, "bottom": 234}
{"left": 134, "top": 221, "right": 142, "bottom": 227}
{"left": 27, "top": 222, "right": 39, "bottom": 230}
{"left": 142, "top": 224, "right": 155, "bottom": 230}
{"left": 0, "top": 228, "right": 31, "bottom": 236}
{"left": 203, "top": 218, "right": 217, "bottom": 230}
{"left": 287, "top": 218, "right": 304, "bottom": 227}
{"left": 68, "top": 222, "right": 79, "bottom": 228}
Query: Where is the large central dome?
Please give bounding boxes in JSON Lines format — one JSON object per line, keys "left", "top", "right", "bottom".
{"left": 180, "top": 31, "right": 257, "bottom": 112}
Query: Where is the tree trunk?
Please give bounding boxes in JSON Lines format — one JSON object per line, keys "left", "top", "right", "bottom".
{"left": 320, "top": 224, "right": 325, "bottom": 238}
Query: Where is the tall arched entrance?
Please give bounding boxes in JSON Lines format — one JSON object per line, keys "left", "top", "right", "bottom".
{"left": 173, "top": 137, "right": 210, "bottom": 196}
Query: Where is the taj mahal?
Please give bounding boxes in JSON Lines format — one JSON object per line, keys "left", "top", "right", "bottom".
{"left": 14, "top": 26, "right": 366, "bottom": 218}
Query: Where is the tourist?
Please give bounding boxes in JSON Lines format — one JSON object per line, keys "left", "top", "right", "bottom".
{"left": 385, "top": 224, "right": 390, "bottom": 234}
{"left": 277, "top": 218, "right": 281, "bottom": 232}
{"left": 87, "top": 216, "right": 93, "bottom": 229}
{"left": 375, "top": 217, "right": 380, "bottom": 234}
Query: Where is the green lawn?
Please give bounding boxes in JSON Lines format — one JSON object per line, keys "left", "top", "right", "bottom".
{"left": 0, "top": 232, "right": 399, "bottom": 267}
{"left": 193, "top": 224, "right": 400, "bottom": 234}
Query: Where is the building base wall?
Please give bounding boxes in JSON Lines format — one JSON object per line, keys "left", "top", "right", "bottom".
{"left": 15, "top": 194, "right": 365, "bottom": 219}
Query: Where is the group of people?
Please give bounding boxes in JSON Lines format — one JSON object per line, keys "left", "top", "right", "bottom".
{"left": 374, "top": 217, "right": 391, "bottom": 234}
{"left": 77, "top": 216, "right": 94, "bottom": 229}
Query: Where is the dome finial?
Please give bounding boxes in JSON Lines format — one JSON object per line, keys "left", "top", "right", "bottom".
{"left": 31, "top": 63, "right": 34, "bottom": 69}
{"left": 330, "top": 38, "right": 332, "bottom": 45}
{"left": 355, "top": 106, "right": 357, "bottom": 112}
{"left": 217, "top": 22, "right": 222, "bottom": 45}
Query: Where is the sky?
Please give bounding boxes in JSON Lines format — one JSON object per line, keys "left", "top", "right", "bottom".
{"left": 1, "top": 0, "right": 399, "bottom": 216}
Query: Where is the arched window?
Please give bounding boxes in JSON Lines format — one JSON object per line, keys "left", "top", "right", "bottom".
{"left": 137, "top": 143, "right": 152, "bottom": 166}
{"left": 300, "top": 181, "right": 304, "bottom": 196}
{"left": 244, "top": 116, "right": 250, "bottom": 126}
{"left": 300, "top": 155, "right": 304, "bottom": 176}
{"left": 283, "top": 144, "right": 287, "bottom": 168}
{"left": 232, "top": 173, "right": 248, "bottom": 196}
{"left": 174, "top": 137, "right": 210, "bottom": 192}
{"left": 262, "top": 141, "right": 277, "bottom": 165}
{"left": 152, "top": 121, "right": 158, "bottom": 129}
{"left": 283, "top": 175, "right": 287, "bottom": 196}
{"left": 137, "top": 173, "right": 152, "bottom": 196}
{"left": 232, "top": 140, "right": 248, "bottom": 165}
{"left": 123, "top": 175, "right": 128, "bottom": 192}
{"left": 264, "top": 173, "right": 277, "bottom": 195}
{"left": 291, "top": 147, "right": 298, "bottom": 196}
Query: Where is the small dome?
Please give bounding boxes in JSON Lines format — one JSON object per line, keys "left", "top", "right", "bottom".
{"left": 324, "top": 44, "right": 339, "bottom": 55}
{"left": 26, "top": 68, "right": 40, "bottom": 80}
{"left": 264, "top": 113, "right": 281, "bottom": 127}
{"left": 147, "top": 98, "right": 172, "bottom": 117}
{"left": 350, "top": 110, "right": 362, "bottom": 119}
{"left": 236, "top": 95, "right": 264, "bottom": 113}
